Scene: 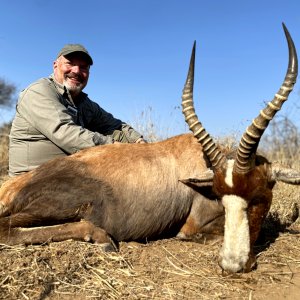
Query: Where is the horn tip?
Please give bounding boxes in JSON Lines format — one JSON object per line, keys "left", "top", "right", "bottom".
{"left": 282, "top": 22, "right": 289, "bottom": 36}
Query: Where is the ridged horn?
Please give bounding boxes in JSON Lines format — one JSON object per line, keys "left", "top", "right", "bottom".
{"left": 181, "top": 41, "right": 226, "bottom": 170}
{"left": 234, "top": 23, "right": 298, "bottom": 174}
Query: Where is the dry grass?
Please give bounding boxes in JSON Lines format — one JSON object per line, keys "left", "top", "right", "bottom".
{"left": 0, "top": 123, "right": 10, "bottom": 177}
{"left": 0, "top": 177, "right": 299, "bottom": 299}
{"left": 0, "top": 122, "right": 299, "bottom": 299}
{"left": 0, "top": 213, "right": 299, "bottom": 299}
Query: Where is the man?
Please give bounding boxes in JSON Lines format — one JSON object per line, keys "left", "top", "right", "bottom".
{"left": 9, "top": 44, "right": 145, "bottom": 176}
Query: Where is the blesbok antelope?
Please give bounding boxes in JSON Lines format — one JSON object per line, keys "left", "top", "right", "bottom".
{"left": 0, "top": 23, "right": 299, "bottom": 274}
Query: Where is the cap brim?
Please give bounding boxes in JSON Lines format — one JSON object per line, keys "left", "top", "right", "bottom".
{"left": 60, "top": 50, "right": 93, "bottom": 65}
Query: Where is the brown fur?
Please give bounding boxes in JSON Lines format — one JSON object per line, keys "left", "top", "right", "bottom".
{"left": 0, "top": 134, "right": 224, "bottom": 242}
{"left": 212, "top": 158, "right": 274, "bottom": 250}
{"left": 0, "top": 134, "right": 280, "bottom": 273}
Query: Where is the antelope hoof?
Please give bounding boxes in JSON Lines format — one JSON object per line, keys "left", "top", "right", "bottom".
{"left": 102, "top": 242, "right": 118, "bottom": 252}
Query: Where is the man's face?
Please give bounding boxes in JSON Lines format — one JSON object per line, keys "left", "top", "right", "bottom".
{"left": 53, "top": 53, "right": 90, "bottom": 97}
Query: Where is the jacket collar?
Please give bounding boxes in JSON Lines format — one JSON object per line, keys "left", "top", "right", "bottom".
{"left": 49, "top": 74, "right": 88, "bottom": 106}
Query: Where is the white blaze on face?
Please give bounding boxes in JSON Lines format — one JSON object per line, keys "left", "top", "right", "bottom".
{"left": 219, "top": 195, "right": 250, "bottom": 273}
{"left": 224, "top": 159, "right": 235, "bottom": 188}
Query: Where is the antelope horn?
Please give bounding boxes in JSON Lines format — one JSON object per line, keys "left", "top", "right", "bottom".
{"left": 270, "top": 162, "right": 300, "bottom": 184}
{"left": 234, "top": 23, "right": 298, "bottom": 174}
{"left": 181, "top": 41, "right": 226, "bottom": 170}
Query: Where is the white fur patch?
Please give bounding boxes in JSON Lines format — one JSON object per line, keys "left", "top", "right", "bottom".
{"left": 219, "top": 195, "right": 250, "bottom": 273}
{"left": 224, "top": 159, "right": 234, "bottom": 188}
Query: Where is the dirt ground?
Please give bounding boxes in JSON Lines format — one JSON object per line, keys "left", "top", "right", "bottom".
{"left": 0, "top": 182, "right": 299, "bottom": 300}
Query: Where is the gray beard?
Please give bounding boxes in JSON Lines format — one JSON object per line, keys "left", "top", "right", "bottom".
{"left": 63, "top": 80, "right": 84, "bottom": 97}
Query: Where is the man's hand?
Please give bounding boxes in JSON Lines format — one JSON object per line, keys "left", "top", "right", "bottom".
{"left": 135, "top": 138, "right": 147, "bottom": 144}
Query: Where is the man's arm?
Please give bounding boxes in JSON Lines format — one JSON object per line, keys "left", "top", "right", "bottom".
{"left": 17, "top": 81, "right": 113, "bottom": 154}
{"left": 87, "top": 101, "right": 145, "bottom": 143}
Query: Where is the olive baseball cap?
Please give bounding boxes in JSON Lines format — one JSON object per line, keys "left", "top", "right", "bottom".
{"left": 57, "top": 44, "right": 93, "bottom": 65}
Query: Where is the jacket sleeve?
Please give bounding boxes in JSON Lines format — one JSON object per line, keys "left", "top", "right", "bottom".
{"left": 17, "top": 81, "right": 112, "bottom": 154}
{"left": 119, "top": 124, "right": 144, "bottom": 143}
{"left": 86, "top": 101, "right": 144, "bottom": 143}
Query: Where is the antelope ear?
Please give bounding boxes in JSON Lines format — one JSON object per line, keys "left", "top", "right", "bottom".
{"left": 179, "top": 170, "right": 214, "bottom": 188}
{"left": 179, "top": 178, "right": 213, "bottom": 188}
{"left": 270, "top": 163, "right": 300, "bottom": 184}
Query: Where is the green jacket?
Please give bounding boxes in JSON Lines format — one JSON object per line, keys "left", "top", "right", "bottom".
{"left": 9, "top": 75, "right": 143, "bottom": 176}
